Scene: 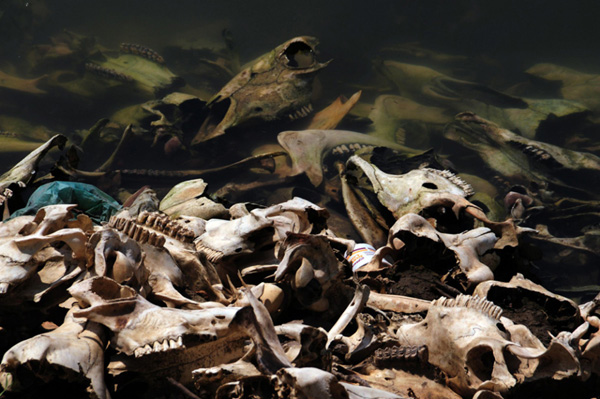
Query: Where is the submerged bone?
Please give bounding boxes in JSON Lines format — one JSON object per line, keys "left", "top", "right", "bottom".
{"left": 0, "top": 205, "right": 87, "bottom": 295}
{"left": 278, "top": 129, "right": 420, "bottom": 186}
{"left": 275, "top": 233, "right": 343, "bottom": 311}
{"left": 0, "top": 134, "right": 67, "bottom": 206}
{"left": 193, "top": 36, "right": 329, "bottom": 143}
{"left": 307, "top": 91, "right": 362, "bottom": 130}
{"left": 445, "top": 112, "right": 600, "bottom": 195}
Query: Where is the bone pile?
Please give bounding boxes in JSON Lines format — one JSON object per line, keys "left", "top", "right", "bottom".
{"left": 1, "top": 31, "right": 600, "bottom": 399}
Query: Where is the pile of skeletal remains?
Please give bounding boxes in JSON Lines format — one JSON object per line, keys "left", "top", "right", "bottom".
{"left": 1, "top": 33, "right": 600, "bottom": 399}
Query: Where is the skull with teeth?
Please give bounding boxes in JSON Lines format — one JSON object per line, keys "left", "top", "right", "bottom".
{"left": 68, "top": 277, "right": 244, "bottom": 358}
{"left": 192, "top": 36, "right": 330, "bottom": 144}
{"left": 396, "top": 294, "right": 543, "bottom": 396}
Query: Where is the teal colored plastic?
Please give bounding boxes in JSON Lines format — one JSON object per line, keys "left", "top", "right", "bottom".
{"left": 9, "top": 181, "right": 122, "bottom": 223}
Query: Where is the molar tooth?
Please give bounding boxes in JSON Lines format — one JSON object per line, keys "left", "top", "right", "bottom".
{"left": 139, "top": 228, "right": 149, "bottom": 243}
{"left": 146, "top": 213, "right": 157, "bottom": 226}
{"left": 134, "top": 347, "right": 145, "bottom": 357}
{"left": 483, "top": 301, "right": 492, "bottom": 313}
{"left": 162, "top": 340, "right": 170, "bottom": 351}
{"left": 169, "top": 339, "right": 178, "bottom": 349}
{"left": 132, "top": 225, "right": 142, "bottom": 241}
{"left": 144, "top": 344, "right": 152, "bottom": 355}
{"left": 492, "top": 306, "right": 502, "bottom": 319}
{"left": 177, "top": 336, "right": 184, "bottom": 347}
{"left": 0, "top": 282, "right": 9, "bottom": 294}
{"left": 153, "top": 341, "right": 162, "bottom": 352}
{"left": 137, "top": 211, "right": 149, "bottom": 224}
{"left": 340, "top": 144, "right": 349, "bottom": 152}
{"left": 126, "top": 221, "right": 136, "bottom": 236}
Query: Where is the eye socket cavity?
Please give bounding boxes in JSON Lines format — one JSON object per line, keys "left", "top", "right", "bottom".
{"left": 283, "top": 41, "right": 316, "bottom": 68}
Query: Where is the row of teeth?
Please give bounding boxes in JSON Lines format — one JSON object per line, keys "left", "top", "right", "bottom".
{"left": 133, "top": 336, "right": 184, "bottom": 357}
{"left": 195, "top": 243, "right": 225, "bottom": 263}
{"left": 331, "top": 143, "right": 371, "bottom": 155}
{"left": 288, "top": 104, "right": 313, "bottom": 120}
{"left": 120, "top": 42, "right": 165, "bottom": 64}
{"left": 375, "top": 344, "right": 427, "bottom": 361}
{"left": 85, "top": 63, "right": 134, "bottom": 83}
{"left": 137, "top": 211, "right": 196, "bottom": 242}
{"left": 432, "top": 294, "right": 503, "bottom": 320}
{"left": 522, "top": 145, "right": 552, "bottom": 161}
{"left": 120, "top": 169, "right": 176, "bottom": 177}
{"left": 108, "top": 216, "right": 167, "bottom": 248}
{"left": 430, "top": 169, "right": 475, "bottom": 197}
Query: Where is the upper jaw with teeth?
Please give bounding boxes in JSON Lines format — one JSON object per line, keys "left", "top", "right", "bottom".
{"left": 288, "top": 104, "right": 313, "bottom": 120}
{"left": 133, "top": 336, "right": 184, "bottom": 358}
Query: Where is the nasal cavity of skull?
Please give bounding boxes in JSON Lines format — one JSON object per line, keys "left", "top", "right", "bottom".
{"left": 466, "top": 345, "right": 495, "bottom": 382}
{"left": 284, "top": 42, "right": 315, "bottom": 68}
{"left": 422, "top": 182, "right": 438, "bottom": 190}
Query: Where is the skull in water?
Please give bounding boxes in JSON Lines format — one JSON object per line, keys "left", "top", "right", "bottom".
{"left": 193, "top": 36, "right": 330, "bottom": 143}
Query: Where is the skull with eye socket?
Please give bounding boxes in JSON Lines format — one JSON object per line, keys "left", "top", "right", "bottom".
{"left": 192, "top": 36, "right": 330, "bottom": 144}
{"left": 396, "top": 295, "right": 544, "bottom": 396}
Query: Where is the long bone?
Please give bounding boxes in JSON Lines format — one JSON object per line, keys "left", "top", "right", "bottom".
{"left": 327, "top": 284, "right": 370, "bottom": 348}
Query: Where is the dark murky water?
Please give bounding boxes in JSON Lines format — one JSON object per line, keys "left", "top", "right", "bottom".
{"left": 2, "top": 1, "right": 600, "bottom": 398}
{"left": 1, "top": 2, "right": 599, "bottom": 296}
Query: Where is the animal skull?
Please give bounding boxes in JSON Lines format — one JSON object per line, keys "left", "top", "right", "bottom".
{"left": 193, "top": 36, "right": 330, "bottom": 143}
{"left": 87, "top": 227, "right": 146, "bottom": 287}
{"left": 275, "top": 233, "right": 343, "bottom": 312}
{"left": 0, "top": 304, "right": 110, "bottom": 399}
{"left": 389, "top": 213, "right": 498, "bottom": 284}
{"left": 68, "top": 277, "right": 243, "bottom": 358}
{"left": 345, "top": 154, "right": 476, "bottom": 221}
{"left": 396, "top": 294, "right": 538, "bottom": 396}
